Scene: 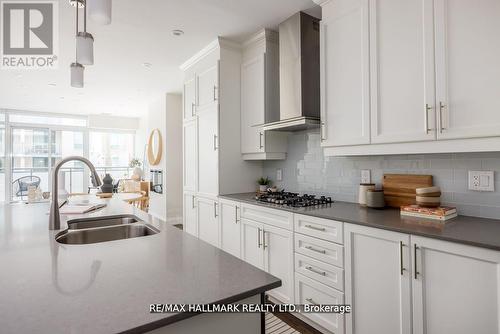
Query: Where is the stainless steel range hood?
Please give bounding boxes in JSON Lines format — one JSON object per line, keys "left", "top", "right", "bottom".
{"left": 262, "top": 12, "right": 320, "bottom": 132}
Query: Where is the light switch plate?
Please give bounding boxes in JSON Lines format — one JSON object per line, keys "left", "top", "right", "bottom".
{"left": 361, "top": 170, "right": 371, "bottom": 184}
{"left": 276, "top": 168, "right": 283, "bottom": 182}
{"left": 468, "top": 171, "right": 495, "bottom": 191}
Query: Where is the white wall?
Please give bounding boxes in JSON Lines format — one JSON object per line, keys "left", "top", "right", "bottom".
{"left": 136, "top": 93, "right": 182, "bottom": 223}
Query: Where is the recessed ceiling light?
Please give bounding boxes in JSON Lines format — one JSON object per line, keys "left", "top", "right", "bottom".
{"left": 172, "top": 29, "right": 184, "bottom": 36}
{"left": 48, "top": 83, "right": 57, "bottom": 87}
{"left": 59, "top": 97, "right": 65, "bottom": 100}
{"left": 142, "top": 62, "right": 152, "bottom": 68}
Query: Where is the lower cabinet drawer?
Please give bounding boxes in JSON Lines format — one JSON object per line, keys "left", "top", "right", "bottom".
{"left": 295, "top": 253, "right": 344, "bottom": 291}
{"left": 295, "top": 273, "right": 345, "bottom": 334}
{"left": 295, "top": 233, "right": 344, "bottom": 268}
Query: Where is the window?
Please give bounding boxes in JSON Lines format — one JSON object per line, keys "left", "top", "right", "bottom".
{"left": 51, "top": 130, "right": 85, "bottom": 194}
{"left": 9, "top": 114, "right": 87, "bottom": 127}
{"left": 89, "top": 131, "right": 135, "bottom": 181}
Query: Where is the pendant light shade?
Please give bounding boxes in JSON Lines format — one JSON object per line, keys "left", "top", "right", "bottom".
{"left": 70, "top": 62, "right": 84, "bottom": 88}
{"left": 76, "top": 32, "right": 94, "bottom": 65}
{"left": 87, "top": 0, "right": 112, "bottom": 25}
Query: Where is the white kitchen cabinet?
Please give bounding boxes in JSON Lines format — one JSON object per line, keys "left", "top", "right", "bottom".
{"left": 183, "top": 119, "right": 197, "bottom": 192}
{"left": 411, "top": 236, "right": 500, "bottom": 334}
{"left": 263, "top": 224, "right": 294, "bottom": 304}
{"left": 183, "top": 76, "right": 196, "bottom": 122}
{"left": 197, "top": 106, "right": 219, "bottom": 197}
{"left": 344, "top": 223, "right": 411, "bottom": 334}
{"left": 183, "top": 192, "right": 198, "bottom": 237}
{"left": 197, "top": 196, "right": 219, "bottom": 247}
{"left": 196, "top": 63, "right": 218, "bottom": 111}
{"left": 219, "top": 199, "right": 241, "bottom": 258}
{"left": 435, "top": 0, "right": 500, "bottom": 140}
{"left": 240, "top": 29, "right": 287, "bottom": 160}
{"left": 241, "top": 218, "right": 265, "bottom": 270}
{"left": 319, "top": 0, "right": 370, "bottom": 147}
{"left": 369, "top": 0, "right": 436, "bottom": 144}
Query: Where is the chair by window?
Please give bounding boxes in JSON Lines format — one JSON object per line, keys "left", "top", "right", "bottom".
{"left": 12, "top": 176, "right": 41, "bottom": 200}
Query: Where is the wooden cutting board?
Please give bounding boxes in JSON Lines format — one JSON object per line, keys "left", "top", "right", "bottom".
{"left": 383, "top": 174, "right": 433, "bottom": 208}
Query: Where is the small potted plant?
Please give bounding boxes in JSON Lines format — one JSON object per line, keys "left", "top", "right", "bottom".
{"left": 129, "top": 158, "right": 143, "bottom": 181}
{"left": 257, "top": 177, "right": 271, "bottom": 192}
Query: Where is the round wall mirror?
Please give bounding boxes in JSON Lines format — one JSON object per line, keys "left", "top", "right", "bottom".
{"left": 147, "top": 129, "right": 163, "bottom": 166}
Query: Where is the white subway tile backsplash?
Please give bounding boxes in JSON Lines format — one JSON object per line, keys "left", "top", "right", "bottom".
{"left": 262, "top": 129, "right": 500, "bottom": 219}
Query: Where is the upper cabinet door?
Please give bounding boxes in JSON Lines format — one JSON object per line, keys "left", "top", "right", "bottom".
{"left": 435, "top": 0, "right": 500, "bottom": 140}
{"left": 197, "top": 62, "right": 219, "bottom": 110}
{"left": 320, "top": 0, "right": 371, "bottom": 147}
{"left": 183, "top": 76, "right": 196, "bottom": 121}
{"left": 241, "top": 55, "right": 266, "bottom": 154}
{"left": 411, "top": 236, "right": 500, "bottom": 334}
{"left": 197, "top": 107, "right": 219, "bottom": 197}
{"left": 183, "top": 120, "right": 197, "bottom": 192}
{"left": 370, "top": 0, "right": 436, "bottom": 144}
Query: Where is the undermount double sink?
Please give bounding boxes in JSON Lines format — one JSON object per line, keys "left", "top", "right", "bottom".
{"left": 55, "top": 215, "right": 160, "bottom": 245}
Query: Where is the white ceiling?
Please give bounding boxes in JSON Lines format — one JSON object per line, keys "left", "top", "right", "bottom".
{"left": 0, "top": 0, "right": 320, "bottom": 118}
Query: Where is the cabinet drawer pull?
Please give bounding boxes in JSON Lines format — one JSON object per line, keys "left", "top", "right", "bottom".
{"left": 305, "top": 298, "right": 318, "bottom": 305}
{"left": 263, "top": 230, "right": 267, "bottom": 249}
{"left": 414, "top": 244, "right": 420, "bottom": 279}
{"left": 305, "top": 245, "right": 326, "bottom": 254}
{"left": 320, "top": 121, "right": 326, "bottom": 142}
{"left": 213, "top": 85, "right": 218, "bottom": 101}
{"left": 425, "top": 104, "right": 433, "bottom": 134}
{"left": 191, "top": 102, "right": 196, "bottom": 116}
{"left": 305, "top": 224, "right": 326, "bottom": 232}
{"left": 439, "top": 102, "right": 447, "bottom": 132}
{"left": 259, "top": 132, "right": 264, "bottom": 149}
{"left": 213, "top": 134, "right": 218, "bottom": 151}
{"left": 235, "top": 206, "right": 239, "bottom": 223}
{"left": 400, "top": 241, "right": 406, "bottom": 276}
{"left": 191, "top": 195, "right": 195, "bottom": 209}
{"left": 306, "top": 266, "right": 326, "bottom": 276}
{"left": 214, "top": 202, "right": 218, "bottom": 218}
{"left": 257, "top": 228, "right": 262, "bottom": 248}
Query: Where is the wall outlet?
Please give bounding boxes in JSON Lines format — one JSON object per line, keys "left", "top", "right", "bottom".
{"left": 276, "top": 168, "right": 283, "bottom": 182}
{"left": 468, "top": 171, "right": 495, "bottom": 191}
{"left": 361, "top": 169, "right": 371, "bottom": 184}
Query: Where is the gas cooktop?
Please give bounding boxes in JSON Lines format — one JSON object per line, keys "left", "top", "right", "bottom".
{"left": 255, "top": 190, "right": 333, "bottom": 207}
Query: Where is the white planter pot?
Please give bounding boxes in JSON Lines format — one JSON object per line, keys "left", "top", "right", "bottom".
{"left": 259, "top": 185, "right": 268, "bottom": 192}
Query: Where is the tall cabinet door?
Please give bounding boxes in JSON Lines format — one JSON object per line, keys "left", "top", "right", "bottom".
{"left": 320, "top": 0, "right": 370, "bottom": 147}
{"left": 183, "top": 192, "right": 198, "bottom": 237}
{"left": 197, "top": 63, "right": 219, "bottom": 110}
{"left": 183, "top": 76, "right": 197, "bottom": 122}
{"left": 197, "top": 107, "right": 219, "bottom": 197}
{"left": 412, "top": 236, "right": 500, "bottom": 334}
{"left": 263, "top": 224, "right": 294, "bottom": 304}
{"left": 241, "top": 55, "right": 265, "bottom": 154}
{"left": 344, "top": 223, "right": 411, "bottom": 334}
{"left": 219, "top": 199, "right": 241, "bottom": 258}
{"left": 369, "top": 0, "right": 436, "bottom": 144}
{"left": 240, "top": 218, "right": 265, "bottom": 270}
{"left": 183, "top": 119, "right": 197, "bottom": 192}
{"left": 197, "top": 196, "right": 219, "bottom": 247}
{"left": 435, "top": 0, "right": 500, "bottom": 140}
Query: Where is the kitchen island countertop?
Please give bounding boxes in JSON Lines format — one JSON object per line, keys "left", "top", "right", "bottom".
{"left": 0, "top": 197, "right": 280, "bottom": 334}
{"left": 220, "top": 193, "right": 500, "bottom": 251}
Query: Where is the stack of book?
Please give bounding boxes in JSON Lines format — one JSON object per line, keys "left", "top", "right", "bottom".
{"left": 400, "top": 205, "right": 457, "bottom": 221}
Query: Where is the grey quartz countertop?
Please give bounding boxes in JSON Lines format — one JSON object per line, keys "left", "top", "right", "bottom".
{"left": 220, "top": 193, "right": 500, "bottom": 251}
{"left": 0, "top": 198, "right": 280, "bottom": 334}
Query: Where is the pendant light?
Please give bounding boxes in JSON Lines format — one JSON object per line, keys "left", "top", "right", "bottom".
{"left": 71, "top": 2, "right": 84, "bottom": 88}
{"left": 87, "top": 0, "right": 112, "bottom": 25}
{"left": 76, "top": 0, "right": 94, "bottom": 65}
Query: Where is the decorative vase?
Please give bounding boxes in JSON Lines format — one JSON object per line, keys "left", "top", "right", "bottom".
{"left": 259, "top": 185, "right": 268, "bottom": 192}
{"left": 101, "top": 173, "right": 114, "bottom": 193}
{"left": 131, "top": 167, "right": 142, "bottom": 181}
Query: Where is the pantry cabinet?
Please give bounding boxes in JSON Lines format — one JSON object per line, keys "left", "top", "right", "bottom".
{"left": 197, "top": 106, "right": 219, "bottom": 197}
{"left": 182, "top": 119, "right": 197, "bottom": 192}
{"left": 344, "top": 223, "right": 411, "bottom": 334}
{"left": 411, "top": 236, "right": 500, "bottom": 334}
{"left": 219, "top": 199, "right": 241, "bottom": 258}
{"left": 240, "top": 29, "right": 287, "bottom": 160}
{"left": 196, "top": 63, "right": 219, "bottom": 110}
{"left": 316, "top": 0, "right": 500, "bottom": 155}
{"left": 183, "top": 76, "right": 196, "bottom": 122}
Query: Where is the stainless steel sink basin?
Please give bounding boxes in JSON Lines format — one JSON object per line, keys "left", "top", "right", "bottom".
{"left": 55, "top": 215, "right": 160, "bottom": 245}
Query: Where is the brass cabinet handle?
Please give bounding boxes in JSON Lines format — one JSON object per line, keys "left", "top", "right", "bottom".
{"left": 306, "top": 266, "right": 326, "bottom": 276}
{"left": 259, "top": 132, "right": 264, "bottom": 149}
{"left": 425, "top": 104, "right": 433, "bottom": 134}
{"left": 414, "top": 244, "right": 420, "bottom": 279}
{"left": 305, "top": 224, "right": 326, "bottom": 232}
{"left": 400, "top": 241, "right": 406, "bottom": 276}
{"left": 306, "top": 298, "right": 318, "bottom": 305}
{"left": 439, "top": 101, "right": 447, "bottom": 132}
{"left": 257, "top": 228, "right": 262, "bottom": 248}
{"left": 305, "top": 245, "right": 326, "bottom": 254}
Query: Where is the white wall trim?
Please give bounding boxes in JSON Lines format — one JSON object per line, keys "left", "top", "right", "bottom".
{"left": 180, "top": 37, "right": 241, "bottom": 71}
